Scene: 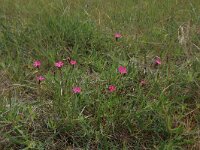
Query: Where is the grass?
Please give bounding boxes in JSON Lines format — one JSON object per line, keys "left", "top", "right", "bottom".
{"left": 0, "top": 0, "right": 200, "bottom": 149}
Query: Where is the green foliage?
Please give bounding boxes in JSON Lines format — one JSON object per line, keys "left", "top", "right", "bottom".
{"left": 0, "top": 0, "right": 200, "bottom": 149}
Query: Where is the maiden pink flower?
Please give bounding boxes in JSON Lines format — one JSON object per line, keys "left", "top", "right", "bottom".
{"left": 108, "top": 85, "right": 116, "bottom": 92}
{"left": 115, "top": 33, "right": 122, "bottom": 38}
{"left": 36, "top": 75, "right": 45, "bottom": 81}
{"left": 118, "top": 66, "right": 127, "bottom": 74}
{"left": 33, "top": 60, "right": 41, "bottom": 68}
{"left": 55, "top": 61, "right": 64, "bottom": 68}
{"left": 115, "top": 33, "right": 122, "bottom": 41}
{"left": 155, "top": 56, "right": 161, "bottom": 65}
{"left": 70, "top": 60, "right": 77, "bottom": 65}
{"left": 140, "top": 79, "right": 146, "bottom": 86}
{"left": 73, "top": 87, "right": 81, "bottom": 94}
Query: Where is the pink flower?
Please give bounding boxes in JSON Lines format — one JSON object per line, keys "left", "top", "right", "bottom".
{"left": 155, "top": 56, "right": 161, "bottom": 65}
{"left": 33, "top": 60, "right": 41, "bottom": 68}
{"left": 55, "top": 61, "right": 64, "bottom": 68}
{"left": 108, "top": 85, "right": 116, "bottom": 92}
{"left": 115, "top": 33, "right": 122, "bottom": 38}
{"left": 73, "top": 87, "right": 81, "bottom": 94}
{"left": 36, "top": 75, "right": 45, "bottom": 81}
{"left": 70, "top": 60, "right": 77, "bottom": 65}
{"left": 140, "top": 80, "right": 146, "bottom": 86}
{"left": 118, "top": 66, "right": 127, "bottom": 74}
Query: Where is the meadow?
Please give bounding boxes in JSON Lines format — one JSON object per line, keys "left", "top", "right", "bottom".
{"left": 0, "top": 0, "right": 200, "bottom": 149}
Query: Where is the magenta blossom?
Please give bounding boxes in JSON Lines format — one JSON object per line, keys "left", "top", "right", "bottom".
{"left": 55, "top": 61, "right": 64, "bottom": 68}
{"left": 73, "top": 87, "right": 81, "bottom": 94}
{"left": 70, "top": 60, "right": 77, "bottom": 65}
{"left": 118, "top": 66, "right": 127, "bottom": 74}
{"left": 33, "top": 60, "right": 41, "bottom": 68}
{"left": 36, "top": 76, "right": 45, "bottom": 81}
{"left": 108, "top": 85, "right": 116, "bottom": 92}
{"left": 155, "top": 56, "right": 161, "bottom": 65}
{"left": 115, "top": 33, "right": 122, "bottom": 38}
{"left": 115, "top": 33, "right": 122, "bottom": 41}
{"left": 140, "top": 80, "right": 146, "bottom": 86}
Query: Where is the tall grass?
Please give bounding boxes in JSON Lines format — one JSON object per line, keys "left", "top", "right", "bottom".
{"left": 0, "top": 0, "right": 200, "bottom": 149}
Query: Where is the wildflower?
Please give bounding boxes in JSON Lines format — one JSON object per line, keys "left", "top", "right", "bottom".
{"left": 155, "top": 56, "right": 161, "bottom": 65}
{"left": 140, "top": 79, "right": 146, "bottom": 86}
{"left": 73, "top": 87, "right": 81, "bottom": 94}
{"left": 55, "top": 61, "right": 64, "bottom": 68}
{"left": 36, "top": 76, "right": 45, "bottom": 84}
{"left": 115, "top": 33, "right": 122, "bottom": 41}
{"left": 70, "top": 60, "right": 77, "bottom": 65}
{"left": 118, "top": 66, "right": 127, "bottom": 74}
{"left": 108, "top": 85, "right": 116, "bottom": 92}
{"left": 33, "top": 60, "right": 41, "bottom": 68}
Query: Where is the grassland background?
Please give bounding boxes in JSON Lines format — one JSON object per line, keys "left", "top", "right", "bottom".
{"left": 0, "top": 0, "right": 200, "bottom": 149}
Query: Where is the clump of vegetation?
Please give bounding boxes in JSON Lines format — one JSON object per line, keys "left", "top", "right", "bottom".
{"left": 0, "top": 0, "right": 200, "bottom": 149}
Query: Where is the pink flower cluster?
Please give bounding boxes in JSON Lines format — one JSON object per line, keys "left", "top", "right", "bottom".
{"left": 33, "top": 59, "right": 77, "bottom": 84}
{"left": 33, "top": 33, "right": 162, "bottom": 94}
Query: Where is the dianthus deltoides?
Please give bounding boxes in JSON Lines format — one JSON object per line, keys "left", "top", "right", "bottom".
{"left": 155, "top": 56, "right": 161, "bottom": 65}
{"left": 115, "top": 33, "right": 122, "bottom": 41}
{"left": 108, "top": 85, "right": 116, "bottom": 92}
{"left": 70, "top": 60, "right": 77, "bottom": 65}
{"left": 33, "top": 60, "right": 41, "bottom": 68}
{"left": 55, "top": 61, "right": 64, "bottom": 68}
{"left": 36, "top": 75, "right": 45, "bottom": 84}
{"left": 140, "top": 79, "right": 146, "bottom": 86}
{"left": 118, "top": 66, "right": 127, "bottom": 74}
{"left": 73, "top": 87, "right": 81, "bottom": 94}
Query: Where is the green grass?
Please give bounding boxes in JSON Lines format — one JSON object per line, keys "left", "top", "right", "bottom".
{"left": 0, "top": 0, "right": 200, "bottom": 149}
